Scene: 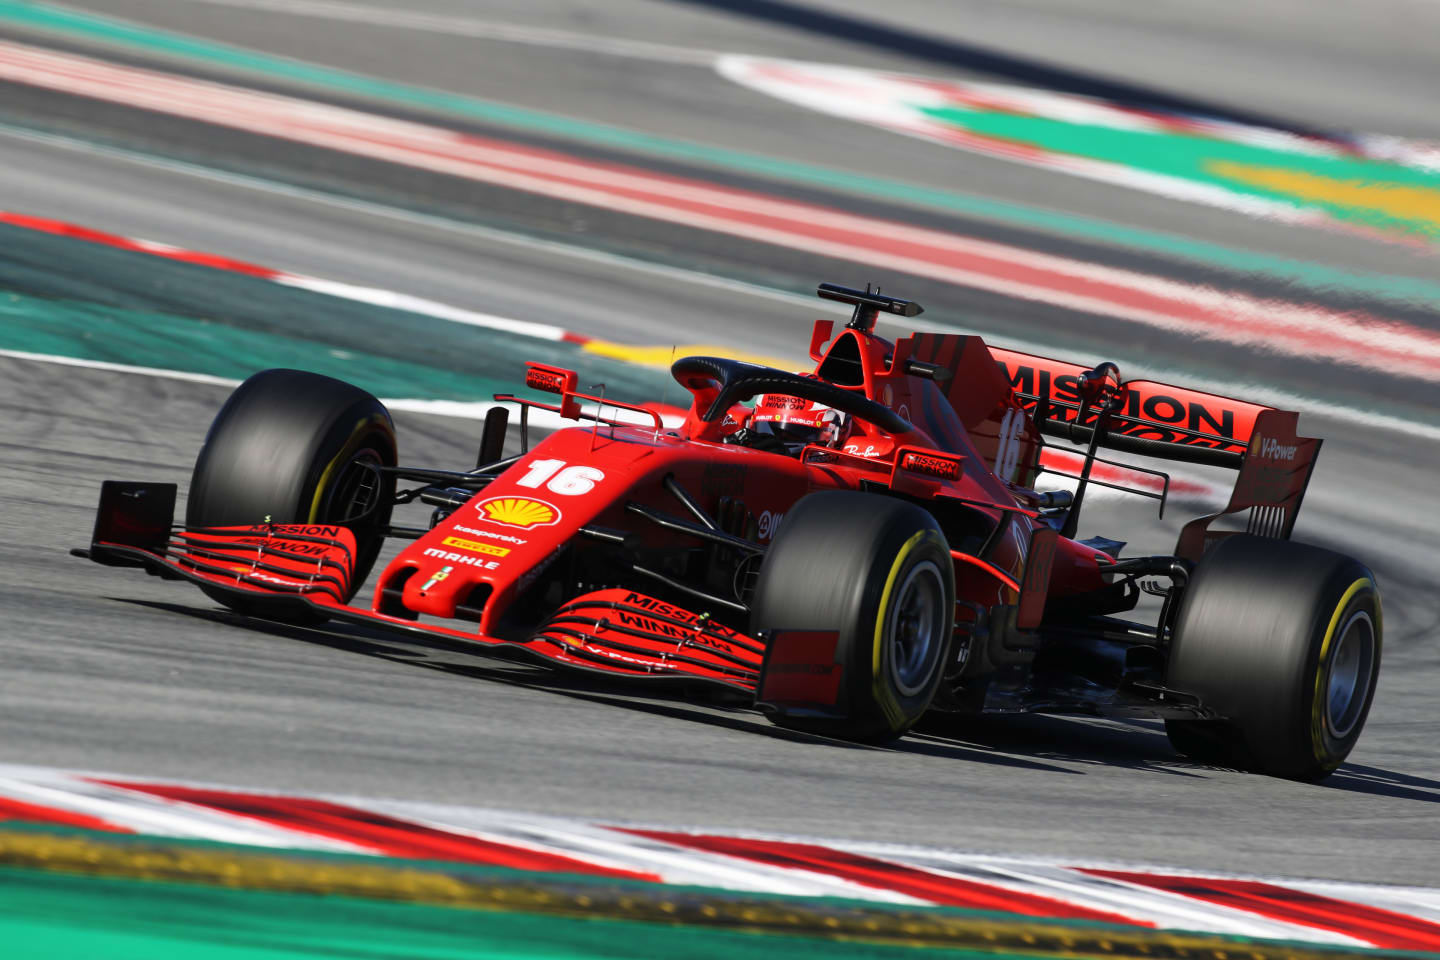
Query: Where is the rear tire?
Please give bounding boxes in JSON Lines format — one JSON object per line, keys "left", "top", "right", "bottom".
{"left": 752, "top": 491, "right": 954, "bottom": 741}
{"left": 1163, "top": 718, "right": 1241, "bottom": 768}
{"left": 187, "top": 369, "right": 397, "bottom": 621}
{"left": 1165, "top": 535, "right": 1381, "bottom": 781}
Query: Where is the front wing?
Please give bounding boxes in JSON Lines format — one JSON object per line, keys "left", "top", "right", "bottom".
{"left": 81, "top": 481, "right": 764, "bottom": 696}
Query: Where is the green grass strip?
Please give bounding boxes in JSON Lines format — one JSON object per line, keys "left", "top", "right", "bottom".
{"left": 2, "top": 1, "right": 1439, "bottom": 308}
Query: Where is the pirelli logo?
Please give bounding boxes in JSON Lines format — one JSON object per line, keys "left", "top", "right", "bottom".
{"left": 442, "top": 536, "right": 510, "bottom": 558}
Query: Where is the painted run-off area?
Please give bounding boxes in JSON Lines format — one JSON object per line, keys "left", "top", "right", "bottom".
{"left": 5, "top": 39, "right": 1439, "bottom": 390}
{"left": 3, "top": 0, "right": 1440, "bottom": 316}
{"left": 930, "top": 107, "right": 1440, "bottom": 238}
{"left": 0, "top": 221, "right": 671, "bottom": 407}
{"left": 6, "top": 764, "right": 1440, "bottom": 956}
{"left": 720, "top": 58, "right": 1440, "bottom": 245}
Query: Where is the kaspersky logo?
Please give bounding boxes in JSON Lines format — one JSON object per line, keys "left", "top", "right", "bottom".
{"left": 476, "top": 496, "right": 561, "bottom": 529}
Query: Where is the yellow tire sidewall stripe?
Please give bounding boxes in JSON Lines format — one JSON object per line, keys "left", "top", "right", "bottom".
{"left": 870, "top": 529, "right": 944, "bottom": 731}
{"left": 1310, "top": 577, "right": 1377, "bottom": 764}
{"left": 306, "top": 414, "right": 388, "bottom": 523}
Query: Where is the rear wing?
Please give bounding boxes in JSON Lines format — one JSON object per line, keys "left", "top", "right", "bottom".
{"left": 989, "top": 347, "right": 1320, "bottom": 557}
{"left": 991, "top": 347, "right": 1266, "bottom": 467}
{"left": 1174, "top": 409, "right": 1321, "bottom": 561}
{"left": 796, "top": 283, "right": 1321, "bottom": 558}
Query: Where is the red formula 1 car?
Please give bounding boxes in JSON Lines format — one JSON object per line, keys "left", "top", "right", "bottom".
{"left": 79, "top": 284, "right": 1381, "bottom": 780}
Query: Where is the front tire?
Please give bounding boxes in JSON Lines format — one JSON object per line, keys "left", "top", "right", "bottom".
{"left": 752, "top": 492, "right": 954, "bottom": 741}
{"left": 187, "top": 369, "right": 397, "bottom": 620}
{"left": 1165, "top": 535, "right": 1381, "bottom": 781}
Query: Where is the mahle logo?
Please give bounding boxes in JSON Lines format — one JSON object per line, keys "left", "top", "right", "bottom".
{"left": 476, "top": 496, "right": 561, "bottom": 529}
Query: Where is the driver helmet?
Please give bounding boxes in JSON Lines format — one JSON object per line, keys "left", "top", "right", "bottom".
{"left": 752, "top": 393, "right": 849, "bottom": 448}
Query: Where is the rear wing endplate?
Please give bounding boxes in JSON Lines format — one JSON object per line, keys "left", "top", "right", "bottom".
{"left": 1174, "top": 410, "right": 1320, "bottom": 562}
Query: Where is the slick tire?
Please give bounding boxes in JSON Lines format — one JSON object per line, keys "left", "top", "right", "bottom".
{"left": 187, "top": 369, "right": 397, "bottom": 622}
{"left": 1162, "top": 717, "right": 1242, "bottom": 768}
{"left": 1165, "top": 535, "right": 1381, "bottom": 782}
{"left": 752, "top": 491, "right": 954, "bottom": 742}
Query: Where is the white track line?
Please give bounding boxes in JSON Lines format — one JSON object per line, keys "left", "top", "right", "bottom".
{"left": 278, "top": 276, "right": 571, "bottom": 341}
{"left": 0, "top": 348, "right": 685, "bottom": 429}
{"left": 170, "top": 0, "right": 722, "bottom": 65}
{"left": 0, "top": 348, "right": 242, "bottom": 387}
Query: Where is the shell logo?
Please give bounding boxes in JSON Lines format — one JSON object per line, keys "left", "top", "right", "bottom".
{"left": 476, "top": 496, "right": 561, "bottom": 529}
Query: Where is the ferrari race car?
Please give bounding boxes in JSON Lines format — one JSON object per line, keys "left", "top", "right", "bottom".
{"left": 78, "top": 283, "right": 1381, "bottom": 781}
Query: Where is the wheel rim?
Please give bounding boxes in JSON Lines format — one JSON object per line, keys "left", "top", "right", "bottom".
{"left": 322, "top": 447, "right": 385, "bottom": 526}
{"left": 1325, "top": 610, "right": 1375, "bottom": 740}
{"left": 886, "top": 560, "right": 946, "bottom": 697}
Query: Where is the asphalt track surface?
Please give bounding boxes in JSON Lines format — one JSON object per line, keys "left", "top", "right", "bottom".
{"left": 2, "top": 1, "right": 1439, "bottom": 886}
